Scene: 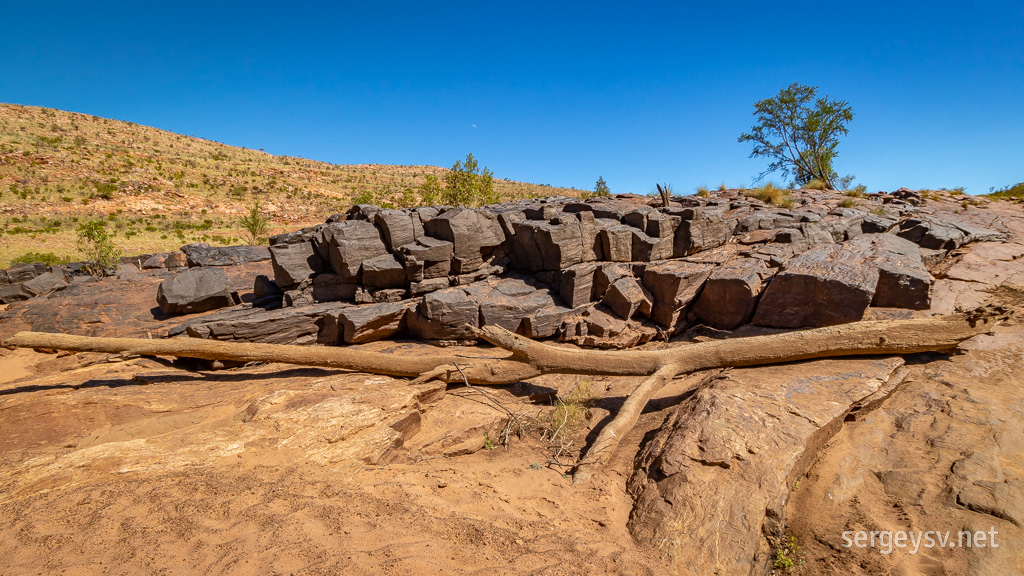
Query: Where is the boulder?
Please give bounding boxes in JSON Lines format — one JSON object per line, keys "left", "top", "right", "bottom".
{"left": 313, "top": 220, "right": 389, "bottom": 282}
{"left": 181, "top": 244, "right": 271, "bottom": 267}
{"left": 398, "top": 237, "right": 454, "bottom": 262}
{"left": 5, "top": 263, "right": 45, "bottom": 284}
{"left": 269, "top": 224, "right": 326, "bottom": 246}
{"left": 185, "top": 303, "right": 344, "bottom": 345}
{"left": 407, "top": 285, "right": 486, "bottom": 340}
{"left": 374, "top": 209, "right": 417, "bottom": 251}
{"left": 0, "top": 283, "right": 33, "bottom": 303}
{"left": 601, "top": 276, "right": 652, "bottom": 320}
{"left": 423, "top": 209, "right": 505, "bottom": 274}
{"left": 361, "top": 254, "right": 407, "bottom": 289}
{"left": 269, "top": 242, "right": 323, "bottom": 289}
{"left": 673, "top": 210, "right": 735, "bottom": 256}
{"left": 641, "top": 260, "right": 714, "bottom": 330}
{"left": 479, "top": 279, "right": 558, "bottom": 333}
{"left": 310, "top": 273, "right": 359, "bottom": 302}
{"left": 165, "top": 252, "right": 188, "bottom": 268}
{"left": 691, "top": 258, "right": 769, "bottom": 329}
{"left": 142, "top": 254, "right": 168, "bottom": 269}
{"left": 331, "top": 300, "right": 417, "bottom": 344}
{"left": 114, "top": 264, "right": 143, "bottom": 281}
{"left": 845, "top": 234, "right": 932, "bottom": 310}
{"left": 896, "top": 218, "right": 968, "bottom": 250}
{"left": 252, "top": 274, "right": 283, "bottom": 306}
{"left": 599, "top": 223, "right": 635, "bottom": 262}
{"left": 156, "top": 267, "right": 239, "bottom": 315}
{"left": 509, "top": 217, "right": 584, "bottom": 272}
{"left": 752, "top": 244, "right": 879, "bottom": 328}
{"left": 558, "top": 263, "right": 599, "bottom": 308}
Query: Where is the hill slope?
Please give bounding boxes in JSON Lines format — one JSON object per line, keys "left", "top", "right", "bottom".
{"left": 0, "top": 103, "right": 584, "bottom": 266}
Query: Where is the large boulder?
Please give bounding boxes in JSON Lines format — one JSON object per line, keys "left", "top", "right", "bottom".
{"left": 269, "top": 242, "right": 324, "bottom": 289}
{"left": 641, "top": 260, "right": 714, "bottom": 330}
{"left": 407, "top": 285, "right": 487, "bottom": 340}
{"left": 478, "top": 278, "right": 557, "bottom": 333}
{"left": 672, "top": 209, "right": 735, "bottom": 256}
{"left": 423, "top": 209, "right": 505, "bottom": 274}
{"left": 361, "top": 254, "right": 407, "bottom": 289}
{"left": 601, "top": 276, "right": 652, "bottom": 320}
{"left": 374, "top": 209, "right": 418, "bottom": 251}
{"left": 157, "top": 268, "right": 239, "bottom": 315}
{"left": 509, "top": 218, "right": 585, "bottom": 272}
{"left": 331, "top": 300, "right": 417, "bottom": 344}
{"left": 752, "top": 244, "right": 879, "bottom": 328}
{"left": 846, "top": 233, "right": 932, "bottom": 310}
{"left": 312, "top": 220, "right": 389, "bottom": 282}
{"left": 692, "top": 258, "right": 770, "bottom": 329}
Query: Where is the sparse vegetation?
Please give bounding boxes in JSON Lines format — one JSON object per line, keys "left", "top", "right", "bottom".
{"left": 594, "top": 175, "right": 610, "bottom": 197}
{"left": 772, "top": 535, "right": 805, "bottom": 573}
{"left": 838, "top": 197, "right": 858, "bottom": 208}
{"left": 441, "top": 152, "right": 498, "bottom": 207}
{"left": 695, "top": 185, "right": 711, "bottom": 197}
{"left": 547, "top": 380, "right": 597, "bottom": 438}
{"left": 804, "top": 178, "right": 828, "bottom": 190}
{"left": 239, "top": 198, "right": 271, "bottom": 245}
{"left": 746, "top": 183, "right": 794, "bottom": 208}
{"left": 656, "top": 183, "right": 672, "bottom": 207}
{"left": 10, "top": 251, "right": 66, "bottom": 266}
{"left": 988, "top": 182, "right": 1024, "bottom": 202}
{"left": 76, "top": 220, "right": 121, "bottom": 275}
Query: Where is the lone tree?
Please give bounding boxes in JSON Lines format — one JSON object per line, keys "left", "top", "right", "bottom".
{"left": 738, "top": 83, "right": 853, "bottom": 189}
{"left": 594, "top": 176, "right": 610, "bottom": 196}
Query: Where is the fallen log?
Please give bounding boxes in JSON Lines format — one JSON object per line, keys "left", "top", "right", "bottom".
{"left": 3, "top": 306, "right": 1009, "bottom": 482}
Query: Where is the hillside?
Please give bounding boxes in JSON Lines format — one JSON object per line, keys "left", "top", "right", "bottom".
{"left": 0, "top": 103, "right": 585, "bottom": 266}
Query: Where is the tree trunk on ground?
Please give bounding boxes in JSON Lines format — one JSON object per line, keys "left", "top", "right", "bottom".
{"left": 3, "top": 306, "right": 1008, "bottom": 481}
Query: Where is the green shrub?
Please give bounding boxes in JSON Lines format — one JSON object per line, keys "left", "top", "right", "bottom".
{"left": 11, "top": 251, "right": 66, "bottom": 266}
{"left": 77, "top": 220, "right": 121, "bottom": 275}
{"left": 442, "top": 153, "right": 497, "bottom": 207}
{"left": 594, "top": 176, "right": 610, "bottom": 197}
{"left": 239, "top": 198, "right": 271, "bottom": 244}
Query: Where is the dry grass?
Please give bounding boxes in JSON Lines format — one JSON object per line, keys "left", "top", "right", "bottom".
{"left": 695, "top": 185, "right": 711, "bottom": 198}
{"left": 548, "top": 379, "right": 597, "bottom": 435}
{"left": 804, "top": 178, "right": 828, "bottom": 190}
{"left": 0, "top": 103, "right": 585, "bottom": 266}
{"left": 745, "top": 183, "right": 794, "bottom": 208}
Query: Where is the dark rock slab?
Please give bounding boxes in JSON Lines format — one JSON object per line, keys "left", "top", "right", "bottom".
{"left": 407, "top": 285, "right": 488, "bottom": 340}
{"left": 896, "top": 218, "right": 968, "bottom": 250}
{"left": 331, "top": 300, "right": 417, "bottom": 344}
{"left": 479, "top": 278, "right": 557, "bottom": 333}
{"left": 311, "top": 273, "right": 358, "bottom": 302}
{"left": 692, "top": 258, "right": 769, "bottom": 329}
{"left": 673, "top": 210, "right": 735, "bottom": 256}
{"left": 599, "top": 223, "right": 635, "bottom": 262}
{"left": 313, "top": 220, "right": 389, "bottom": 282}
{"left": 374, "top": 209, "right": 418, "bottom": 252}
{"left": 846, "top": 234, "right": 932, "bottom": 310}
{"left": 752, "top": 245, "right": 879, "bottom": 328}
{"left": 641, "top": 260, "right": 714, "bottom": 330}
{"left": 509, "top": 218, "right": 585, "bottom": 272}
{"left": 182, "top": 244, "right": 271, "bottom": 267}
{"left": 361, "top": 254, "right": 407, "bottom": 289}
{"left": 423, "top": 208, "right": 505, "bottom": 274}
{"left": 601, "top": 276, "right": 652, "bottom": 319}
{"left": 157, "top": 267, "right": 239, "bottom": 315}
{"left": 269, "top": 224, "right": 326, "bottom": 246}
{"left": 142, "top": 254, "right": 168, "bottom": 269}
{"left": 269, "top": 242, "right": 323, "bottom": 289}
{"left": 0, "top": 283, "right": 33, "bottom": 303}
{"left": 559, "top": 263, "right": 599, "bottom": 308}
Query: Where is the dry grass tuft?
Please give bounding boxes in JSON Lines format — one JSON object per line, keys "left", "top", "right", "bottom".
{"left": 804, "top": 178, "right": 829, "bottom": 190}
{"left": 746, "top": 183, "right": 794, "bottom": 208}
{"left": 548, "top": 379, "right": 597, "bottom": 435}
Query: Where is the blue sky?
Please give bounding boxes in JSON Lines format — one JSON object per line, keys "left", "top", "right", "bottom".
{"left": 2, "top": 1, "right": 1021, "bottom": 195}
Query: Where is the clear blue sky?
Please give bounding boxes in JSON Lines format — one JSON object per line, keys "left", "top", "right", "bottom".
{"left": 2, "top": 1, "right": 1021, "bottom": 195}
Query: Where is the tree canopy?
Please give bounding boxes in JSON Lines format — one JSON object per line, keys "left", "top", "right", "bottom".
{"left": 738, "top": 83, "right": 853, "bottom": 189}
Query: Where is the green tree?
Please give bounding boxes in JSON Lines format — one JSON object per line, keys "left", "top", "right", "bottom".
{"left": 594, "top": 176, "right": 610, "bottom": 197}
{"left": 77, "top": 219, "right": 121, "bottom": 275}
{"left": 738, "top": 83, "right": 853, "bottom": 189}
{"left": 239, "top": 197, "right": 271, "bottom": 244}
{"left": 442, "top": 152, "right": 497, "bottom": 207}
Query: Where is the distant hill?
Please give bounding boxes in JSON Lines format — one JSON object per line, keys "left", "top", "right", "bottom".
{"left": 0, "top": 103, "right": 585, "bottom": 266}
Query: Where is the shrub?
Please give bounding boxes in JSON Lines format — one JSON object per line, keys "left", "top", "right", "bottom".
{"left": 442, "top": 153, "right": 497, "bottom": 207}
{"left": 419, "top": 175, "right": 442, "bottom": 205}
{"left": 11, "top": 251, "right": 65, "bottom": 266}
{"left": 239, "top": 198, "right": 271, "bottom": 245}
{"left": 695, "top": 185, "right": 711, "bottom": 198}
{"left": 594, "top": 176, "right": 610, "bottom": 197}
{"left": 804, "top": 178, "right": 829, "bottom": 190}
{"left": 77, "top": 220, "right": 121, "bottom": 275}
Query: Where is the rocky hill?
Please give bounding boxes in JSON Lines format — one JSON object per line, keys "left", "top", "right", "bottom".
{"left": 0, "top": 103, "right": 584, "bottom": 266}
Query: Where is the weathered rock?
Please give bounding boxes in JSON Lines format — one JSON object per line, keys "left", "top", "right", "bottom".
{"left": 156, "top": 267, "right": 240, "bottom": 315}
{"left": 252, "top": 274, "right": 283, "bottom": 305}
{"left": 897, "top": 217, "right": 968, "bottom": 250}
{"left": 374, "top": 209, "right": 417, "bottom": 251}
{"left": 310, "top": 273, "right": 358, "bottom": 302}
{"left": 269, "top": 224, "right": 326, "bottom": 246}
{"left": 182, "top": 244, "right": 271, "bottom": 267}
{"left": 599, "top": 223, "right": 635, "bottom": 262}
{"left": 423, "top": 208, "right": 504, "bottom": 274}
{"left": 627, "top": 357, "right": 906, "bottom": 575}
{"left": 753, "top": 244, "right": 879, "bottom": 328}
{"left": 406, "top": 285, "right": 485, "bottom": 340}
{"left": 848, "top": 234, "right": 933, "bottom": 310}
{"left": 354, "top": 287, "right": 408, "bottom": 304}
{"left": 269, "top": 242, "right": 323, "bottom": 289}
{"left": 142, "top": 254, "right": 168, "bottom": 269}
{"left": 165, "top": 252, "right": 188, "bottom": 268}
{"left": 478, "top": 278, "right": 557, "bottom": 333}
{"left": 601, "top": 276, "right": 651, "bottom": 319}
{"left": 673, "top": 210, "right": 734, "bottom": 256}
{"left": 558, "top": 263, "right": 599, "bottom": 308}
{"left": 398, "top": 237, "right": 454, "bottom": 263}
{"left": 330, "top": 300, "right": 417, "bottom": 344}
{"left": 509, "top": 218, "right": 584, "bottom": 271}
{"left": 361, "top": 254, "right": 407, "bottom": 289}
{"left": 0, "top": 283, "right": 33, "bottom": 303}
{"left": 409, "top": 277, "right": 451, "bottom": 296}
{"left": 313, "top": 220, "right": 389, "bottom": 282}
{"left": 186, "top": 302, "right": 345, "bottom": 345}
{"left": 692, "top": 258, "right": 769, "bottom": 329}
{"left": 114, "top": 264, "right": 143, "bottom": 281}
{"left": 641, "top": 260, "right": 714, "bottom": 330}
